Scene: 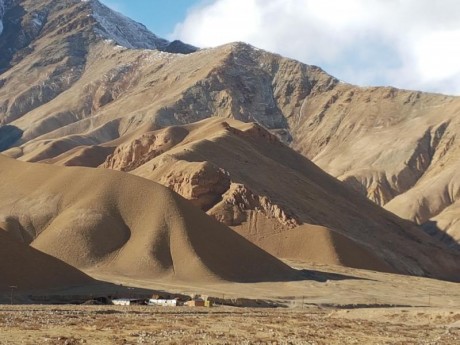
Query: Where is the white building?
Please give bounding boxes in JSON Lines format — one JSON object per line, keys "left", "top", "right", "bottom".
{"left": 112, "top": 299, "right": 132, "bottom": 306}
{"left": 148, "top": 299, "right": 179, "bottom": 307}
{"left": 112, "top": 298, "right": 145, "bottom": 306}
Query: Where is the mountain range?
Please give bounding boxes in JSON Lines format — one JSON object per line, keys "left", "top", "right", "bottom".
{"left": 0, "top": 0, "right": 459, "bottom": 291}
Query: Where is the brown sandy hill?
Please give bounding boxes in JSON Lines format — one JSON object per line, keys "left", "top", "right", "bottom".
{"left": 256, "top": 225, "right": 395, "bottom": 273}
{"left": 42, "top": 145, "right": 115, "bottom": 167}
{"left": 0, "top": 231, "right": 93, "bottom": 291}
{"left": 48, "top": 117, "right": 456, "bottom": 279}
{"left": 0, "top": 154, "right": 297, "bottom": 283}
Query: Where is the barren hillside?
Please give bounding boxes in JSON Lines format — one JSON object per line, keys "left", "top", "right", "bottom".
{"left": 0, "top": 154, "right": 298, "bottom": 283}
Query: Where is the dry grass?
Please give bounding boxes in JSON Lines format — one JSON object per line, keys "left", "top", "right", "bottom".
{"left": 0, "top": 305, "right": 459, "bottom": 344}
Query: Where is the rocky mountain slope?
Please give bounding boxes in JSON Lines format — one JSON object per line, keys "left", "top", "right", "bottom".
{"left": 0, "top": 0, "right": 459, "bottom": 280}
{"left": 298, "top": 86, "right": 460, "bottom": 248}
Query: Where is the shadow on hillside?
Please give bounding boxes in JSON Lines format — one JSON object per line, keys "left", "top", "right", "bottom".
{"left": 4, "top": 282, "right": 284, "bottom": 308}
{"left": 0, "top": 125, "right": 23, "bottom": 151}
{"left": 0, "top": 4, "right": 27, "bottom": 73}
{"left": 298, "top": 269, "right": 371, "bottom": 282}
{"left": 0, "top": 283, "right": 186, "bottom": 306}
{"left": 421, "top": 220, "right": 460, "bottom": 253}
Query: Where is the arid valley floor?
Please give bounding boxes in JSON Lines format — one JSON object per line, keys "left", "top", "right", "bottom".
{"left": 0, "top": 305, "right": 459, "bottom": 344}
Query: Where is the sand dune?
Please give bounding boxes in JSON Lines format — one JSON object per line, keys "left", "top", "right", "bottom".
{"left": 0, "top": 154, "right": 297, "bottom": 283}
{"left": 0, "top": 231, "right": 93, "bottom": 291}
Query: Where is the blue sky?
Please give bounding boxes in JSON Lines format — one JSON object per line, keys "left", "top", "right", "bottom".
{"left": 100, "top": 0, "right": 460, "bottom": 96}
{"left": 100, "top": 0, "right": 201, "bottom": 37}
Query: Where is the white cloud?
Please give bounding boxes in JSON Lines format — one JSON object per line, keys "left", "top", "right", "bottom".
{"left": 172, "top": 0, "right": 460, "bottom": 95}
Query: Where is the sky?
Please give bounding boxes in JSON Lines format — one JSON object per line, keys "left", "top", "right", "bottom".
{"left": 100, "top": 0, "right": 460, "bottom": 96}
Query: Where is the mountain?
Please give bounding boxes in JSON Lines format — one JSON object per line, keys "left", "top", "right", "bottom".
{"left": 0, "top": 0, "right": 459, "bottom": 280}
{"left": 0, "top": 230, "right": 93, "bottom": 292}
{"left": 293, "top": 86, "right": 460, "bottom": 248}
{"left": 0, "top": 154, "right": 297, "bottom": 283}
{"left": 0, "top": 0, "right": 193, "bottom": 68}
{"left": 0, "top": 0, "right": 195, "bottom": 125}
{"left": 36, "top": 117, "right": 460, "bottom": 280}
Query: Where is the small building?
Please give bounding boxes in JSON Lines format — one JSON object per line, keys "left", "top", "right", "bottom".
{"left": 112, "top": 298, "right": 145, "bottom": 306}
{"left": 148, "top": 299, "right": 179, "bottom": 307}
{"left": 185, "top": 299, "right": 205, "bottom": 307}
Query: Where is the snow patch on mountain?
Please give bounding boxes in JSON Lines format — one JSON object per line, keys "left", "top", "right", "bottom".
{"left": 87, "top": 0, "right": 169, "bottom": 50}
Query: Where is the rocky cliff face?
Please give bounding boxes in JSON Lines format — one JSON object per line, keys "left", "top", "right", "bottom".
{"left": 158, "top": 161, "right": 231, "bottom": 211}
{"left": 103, "top": 126, "right": 189, "bottom": 171}
{"left": 208, "top": 182, "right": 300, "bottom": 229}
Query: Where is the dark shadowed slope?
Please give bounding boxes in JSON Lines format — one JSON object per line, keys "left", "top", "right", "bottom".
{"left": 0, "top": 230, "right": 93, "bottom": 291}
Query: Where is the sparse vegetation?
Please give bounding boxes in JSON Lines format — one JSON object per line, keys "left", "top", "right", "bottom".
{"left": 0, "top": 305, "right": 458, "bottom": 344}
